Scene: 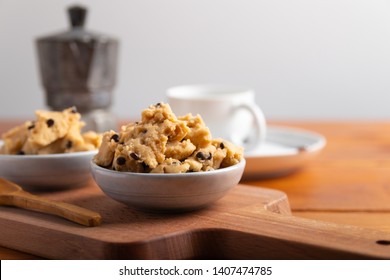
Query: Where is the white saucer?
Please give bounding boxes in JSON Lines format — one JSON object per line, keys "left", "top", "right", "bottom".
{"left": 243, "top": 125, "right": 326, "bottom": 180}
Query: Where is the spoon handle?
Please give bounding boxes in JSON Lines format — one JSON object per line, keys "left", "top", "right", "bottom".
{"left": 4, "top": 191, "right": 102, "bottom": 227}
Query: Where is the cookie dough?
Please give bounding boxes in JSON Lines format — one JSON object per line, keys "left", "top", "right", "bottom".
{"left": 0, "top": 107, "right": 102, "bottom": 155}
{"left": 93, "top": 102, "right": 243, "bottom": 173}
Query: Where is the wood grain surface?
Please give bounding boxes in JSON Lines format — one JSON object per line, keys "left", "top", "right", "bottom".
{"left": 1, "top": 121, "right": 390, "bottom": 259}
{"left": 247, "top": 121, "right": 390, "bottom": 232}
{"left": 0, "top": 181, "right": 389, "bottom": 259}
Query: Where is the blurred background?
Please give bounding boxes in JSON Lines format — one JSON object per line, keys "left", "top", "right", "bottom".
{"left": 1, "top": 0, "right": 390, "bottom": 121}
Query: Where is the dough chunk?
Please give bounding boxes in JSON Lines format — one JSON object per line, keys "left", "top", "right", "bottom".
{"left": 0, "top": 107, "right": 101, "bottom": 155}
{"left": 0, "top": 121, "right": 33, "bottom": 154}
{"left": 151, "top": 158, "right": 190, "bottom": 173}
{"left": 93, "top": 102, "right": 243, "bottom": 173}
{"left": 93, "top": 130, "right": 119, "bottom": 167}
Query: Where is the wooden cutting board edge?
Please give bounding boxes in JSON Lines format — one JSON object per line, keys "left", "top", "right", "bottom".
{"left": 1, "top": 184, "right": 390, "bottom": 259}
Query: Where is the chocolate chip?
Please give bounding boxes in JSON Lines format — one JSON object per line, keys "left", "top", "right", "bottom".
{"left": 27, "top": 123, "right": 35, "bottom": 130}
{"left": 155, "top": 102, "right": 161, "bottom": 107}
{"left": 46, "top": 119, "right": 55, "bottom": 127}
{"left": 142, "top": 129, "right": 147, "bottom": 134}
{"left": 18, "top": 150, "right": 25, "bottom": 155}
{"left": 66, "top": 140, "right": 73, "bottom": 149}
{"left": 141, "top": 162, "right": 149, "bottom": 170}
{"left": 130, "top": 152, "right": 140, "bottom": 160}
{"left": 220, "top": 142, "right": 225, "bottom": 149}
{"left": 70, "top": 107, "right": 78, "bottom": 114}
{"left": 196, "top": 151, "right": 212, "bottom": 161}
{"left": 116, "top": 156, "right": 126, "bottom": 165}
{"left": 196, "top": 152, "right": 207, "bottom": 161}
{"left": 110, "top": 134, "right": 120, "bottom": 142}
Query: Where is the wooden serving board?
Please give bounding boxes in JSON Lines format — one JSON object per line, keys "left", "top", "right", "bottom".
{"left": 0, "top": 181, "right": 389, "bottom": 259}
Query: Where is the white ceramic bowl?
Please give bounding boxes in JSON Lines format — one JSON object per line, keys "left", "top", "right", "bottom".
{"left": 0, "top": 140, "right": 97, "bottom": 190}
{"left": 91, "top": 159, "right": 246, "bottom": 212}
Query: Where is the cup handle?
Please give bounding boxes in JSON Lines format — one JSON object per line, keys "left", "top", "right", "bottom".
{"left": 232, "top": 103, "right": 266, "bottom": 151}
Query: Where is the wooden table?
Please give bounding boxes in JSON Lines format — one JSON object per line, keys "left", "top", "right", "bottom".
{"left": 1, "top": 120, "right": 390, "bottom": 259}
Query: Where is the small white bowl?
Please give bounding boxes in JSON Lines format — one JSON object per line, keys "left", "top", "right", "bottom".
{"left": 91, "top": 159, "right": 246, "bottom": 212}
{"left": 0, "top": 140, "right": 97, "bottom": 190}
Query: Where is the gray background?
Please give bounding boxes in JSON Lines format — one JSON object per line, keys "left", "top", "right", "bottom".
{"left": 1, "top": 0, "right": 390, "bottom": 120}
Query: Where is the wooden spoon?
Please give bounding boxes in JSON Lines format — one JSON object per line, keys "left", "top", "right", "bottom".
{"left": 0, "top": 178, "right": 101, "bottom": 227}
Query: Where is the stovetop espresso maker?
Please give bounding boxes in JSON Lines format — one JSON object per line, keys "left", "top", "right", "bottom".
{"left": 36, "top": 5, "right": 119, "bottom": 131}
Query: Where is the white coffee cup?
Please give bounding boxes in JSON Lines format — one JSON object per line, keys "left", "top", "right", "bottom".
{"left": 166, "top": 84, "right": 266, "bottom": 151}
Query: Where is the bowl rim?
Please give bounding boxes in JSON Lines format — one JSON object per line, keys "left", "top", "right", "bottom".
{"left": 91, "top": 158, "right": 246, "bottom": 177}
{"left": 0, "top": 140, "right": 97, "bottom": 159}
